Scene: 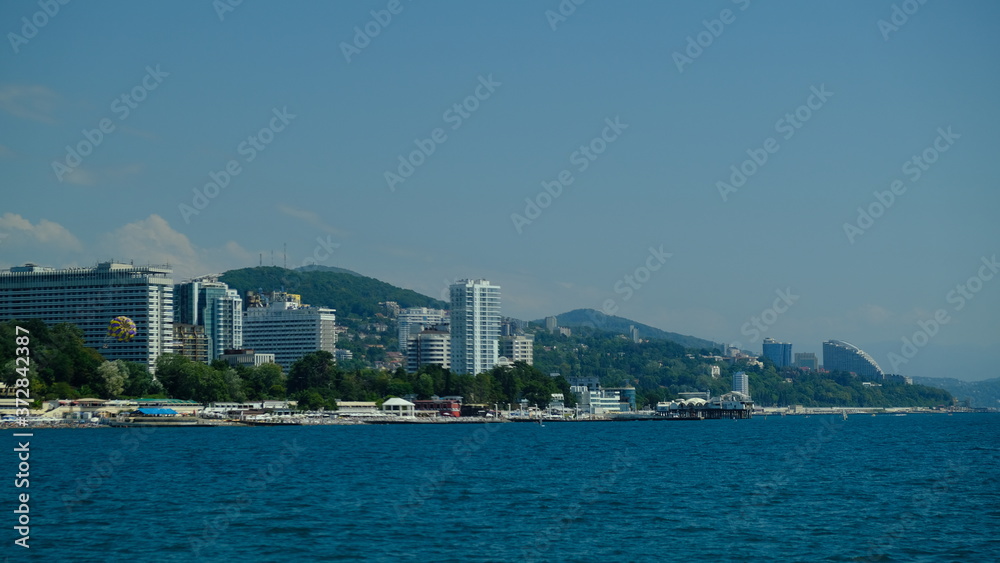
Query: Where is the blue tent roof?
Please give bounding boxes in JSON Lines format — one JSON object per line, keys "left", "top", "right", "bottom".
{"left": 136, "top": 408, "right": 178, "bottom": 416}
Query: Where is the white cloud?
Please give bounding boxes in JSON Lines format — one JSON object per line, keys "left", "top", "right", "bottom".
{"left": 0, "top": 84, "right": 59, "bottom": 123}
{"left": 278, "top": 205, "right": 347, "bottom": 237}
{"left": 98, "top": 214, "right": 255, "bottom": 280}
{"left": 0, "top": 212, "right": 82, "bottom": 249}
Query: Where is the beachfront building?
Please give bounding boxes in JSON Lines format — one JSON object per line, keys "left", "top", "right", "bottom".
{"left": 762, "top": 338, "right": 793, "bottom": 368}
{"left": 823, "top": 339, "right": 884, "bottom": 380}
{"left": 218, "top": 348, "right": 276, "bottom": 368}
{"left": 499, "top": 334, "right": 534, "bottom": 365}
{"left": 0, "top": 261, "right": 174, "bottom": 371}
{"left": 405, "top": 328, "right": 451, "bottom": 373}
{"left": 382, "top": 397, "right": 415, "bottom": 417}
{"left": 242, "top": 292, "right": 336, "bottom": 370}
{"left": 733, "top": 371, "right": 749, "bottom": 396}
{"left": 173, "top": 323, "right": 209, "bottom": 363}
{"left": 397, "top": 307, "right": 447, "bottom": 354}
{"left": 174, "top": 276, "right": 243, "bottom": 361}
{"left": 449, "top": 279, "right": 501, "bottom": 375}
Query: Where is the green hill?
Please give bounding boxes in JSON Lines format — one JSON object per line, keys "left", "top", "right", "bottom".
{"left": 536, "top": 308, "right": 717, "bottom": 350}
{"left": 219, "top": 267, "right": 447, "bottom": 319}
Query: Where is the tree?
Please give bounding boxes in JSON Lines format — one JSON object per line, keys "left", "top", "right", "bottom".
{"left": 97, "top": 360, "right": 127, "bottom": 398}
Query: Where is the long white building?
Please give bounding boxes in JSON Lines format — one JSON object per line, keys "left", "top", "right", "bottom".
{"left": 0, "top": 262, "right": 174, "bottom": 371}
{"left": 449, "top": 279, "right": 501, "bottom": 375}
{"left": 242, "top": 292, "right": 336, "bottom": 370}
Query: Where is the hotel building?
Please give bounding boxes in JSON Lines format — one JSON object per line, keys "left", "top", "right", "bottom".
{"left": 0, "top": 262, "right": 173, "bottom": 371}
{"left": 242, "top": 292, "right": 337, "bottom": 370}
{"left": 449, "top": 279, "right": 501, "bottom": 375}
{"left": 822, "top": 340, "right": 884, "bottom": 380}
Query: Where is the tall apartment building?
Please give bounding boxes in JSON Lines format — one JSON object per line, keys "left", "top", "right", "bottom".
{"left": 500, "top": 334, "right": 533, "bottom": 365}
{"left": 733, "top": 371, "right": 749, "bottom": 396}
{"left": 405, "top": 328, "right": 451, "bottom": 373}
{"left": 762, "top": 337, "right": 793, "bottom": 368}
{"left": 173, "top": 323, "right": 209, "bottom": 364}
{"left": 449, "top": 279, "right": 500, "bottom": 375}
{"left": 242, "top": 292, "right": 336, "bottom": 371}
{"left": 397, "top": 307, "right": 447, "bottom": 354}
{"left": 174, "top": 277, "right": 242, "bottom": 361}
{"left": 0, "top": 262, "right": 173, "bottom": 371}
{"left": 823, "top": 340, "right": 884, "bottom": 380}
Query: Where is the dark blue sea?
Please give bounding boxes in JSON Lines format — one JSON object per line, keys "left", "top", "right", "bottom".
{"left": 5, "top": 414, "right": 999, "bottom": 562}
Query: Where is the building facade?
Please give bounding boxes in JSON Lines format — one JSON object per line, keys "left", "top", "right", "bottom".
{"left": 500, "top": 334, "right": 534, "bottom": 365}
{"left": 242, "top": 292, "right": 337, "bottom": 370}
{"left": 173, "top": 323, "right": 209, "bottom": 364}
{"left": 762, "top": 337, "right": 793, "bottom": 368}
{"left": 0, "top": 262, "right": 173, "bottom": 371}
{"left": 822, "top": 340, "right": 884, "bottom": 380}
{"left": 174, "top": 277, "right": 243, "bottom": 361}
{"left": 732, "top": 371, "right": 749, "bottom": 396}
{"left": 449, "top": 279, "right": 501, "bottom": 375}
{"left": 397, "top": 307, "right": 447, "bottom": 354}
{"left": 794, "top": 352, "right": 818, "bottom": 370}
{"left": 405, "top": 328, "right": 451, "bottom": 373}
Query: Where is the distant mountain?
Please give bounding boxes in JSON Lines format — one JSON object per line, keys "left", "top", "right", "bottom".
{"left": 535, "top": 308, "right": 717, "bottom": 350}
{"left": 220, "top": 267, "right": 447, "bottom": 319}
{"left": 910, "top": 376, "right": 1000, "bottom": 409}
{"left": 295, "top": 264, "right": 363, "bottom": 276}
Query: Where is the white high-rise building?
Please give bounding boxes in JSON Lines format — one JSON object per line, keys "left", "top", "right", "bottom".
{"left": 449, "top": 279, "right": 501, "bottom": 375}
{"left": 0, "top": 262, "right": 174, "bottom": 371}
{"left": 397, "top": 307, "right": 447, "bottom": 354}
{"left": 733, "top": 371, "right": 749, "bottom": 397}
{"left": 242, "top": 292, "right": 336, "bottom": 370}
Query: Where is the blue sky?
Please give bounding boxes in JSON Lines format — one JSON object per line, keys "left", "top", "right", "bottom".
{"left": 2, "top": 0, "right": 998, "bottom": 381}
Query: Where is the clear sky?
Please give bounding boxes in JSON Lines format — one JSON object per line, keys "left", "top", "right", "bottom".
{"left": 2, "top": 1, "right": 998, "bottom": 381}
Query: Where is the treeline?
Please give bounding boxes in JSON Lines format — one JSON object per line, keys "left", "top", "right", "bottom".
{"left": 287, "top": 351, "right": 577, "bottom": 411}
{"left": 0, "top": 320, "right": 162, "bottom": 405}
{"left": 219, "top": 267, "right": 448, "bottom": 319}
{"left": 746, "top": 362, "right": 953, "bottom": 408}
{"left": 531, "top": 327, "right": 953, "bottom": 408}
{"left": 532, "top": 327, "right": 730, "bottom": 408}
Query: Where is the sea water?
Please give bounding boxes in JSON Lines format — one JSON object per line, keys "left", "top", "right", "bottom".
{"left": 5, "top": 414, "right": 998, "bottom": 562}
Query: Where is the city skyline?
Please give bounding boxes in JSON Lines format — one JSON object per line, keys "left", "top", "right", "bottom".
{"left": 2, "top": 2, "right": 997, "bottom": 382}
